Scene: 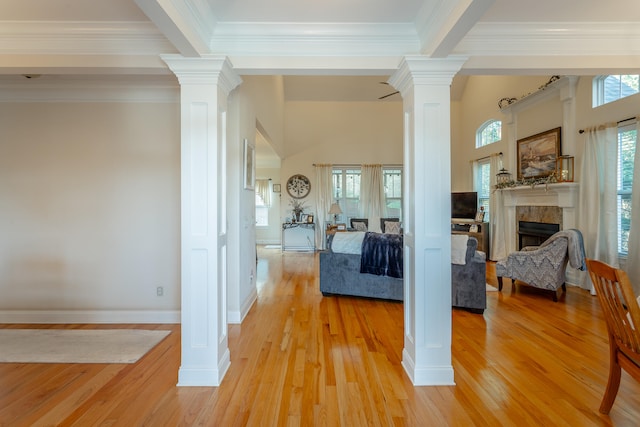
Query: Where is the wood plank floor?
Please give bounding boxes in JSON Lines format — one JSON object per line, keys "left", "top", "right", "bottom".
{"left": 1, "top": 247, "right": 639, "bottom": 426}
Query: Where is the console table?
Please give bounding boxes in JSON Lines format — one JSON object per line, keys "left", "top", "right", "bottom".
{"left": 282, "top": 222, "right": 316, "bottom": 252}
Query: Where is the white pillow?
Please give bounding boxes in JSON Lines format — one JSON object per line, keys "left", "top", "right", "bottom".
{"left": 451, "top": 234, "right": 469, "bottom": 265}
{"left": 331, "top": 231, "right": 366, "bottom": 254}
{"left": 353, "top": 221, "right": 368, "bottom": 232}
{"left": 384, "top": 221, "right": 401, "bottom": 234}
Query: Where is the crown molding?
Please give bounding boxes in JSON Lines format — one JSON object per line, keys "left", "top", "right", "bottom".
{"left": 0, "top": 21, "right": 175, "bottom": 55}
{"left": 457, "top": 22, "right": 640, "bottom": 56}
{"left": 0, "top": 75, "right": 179, "bottom": 103}
{"left": 210, "top": 22, "right": 420, "bottom": 56}
{"left": 499, "top": 75, "right": 578, "bottom": 114}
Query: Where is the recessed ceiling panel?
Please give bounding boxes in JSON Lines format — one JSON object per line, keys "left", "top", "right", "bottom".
{"left": 207, "top": 0, "right": 425, "bottom": 23}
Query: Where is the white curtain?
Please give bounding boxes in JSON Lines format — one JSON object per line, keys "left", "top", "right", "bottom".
{"left": 578, "top": 123, "right": 619, "bottom": 292}
{"left": 489, "top": 153, "right": 506, "bottom": 261}
{"left": 255, "top": 179, "right": 271, "bottom": 207}
{"left": 314, "top": 164, "right": 334, "bottom": 249}
{"left": 360, "top": 164, "right": 387, "bottom": 232}
{"left": 625, "top": 118, "right": 640, "bottom": 294}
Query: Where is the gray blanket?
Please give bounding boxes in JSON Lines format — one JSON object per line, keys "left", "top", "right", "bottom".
{"left": 540, "top": 229, "right": 586, "bottom": 270}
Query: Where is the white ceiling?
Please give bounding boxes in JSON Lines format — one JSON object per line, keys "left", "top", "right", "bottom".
{"left": 2, "top": 0, "right": 635, "bottom": 23}
{"left": 1, "top": 0, "right": 639, "bottom": 164}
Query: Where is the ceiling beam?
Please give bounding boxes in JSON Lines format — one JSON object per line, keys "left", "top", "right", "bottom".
{"left": 135, "top": 0, "right": 212, "bottom": 57}
{"left": 416, "top": 0, "right": 495, "bottom": 57}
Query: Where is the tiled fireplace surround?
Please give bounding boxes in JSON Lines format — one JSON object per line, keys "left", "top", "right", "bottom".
{"left": 500, "top": 182, "right": 581, "bottom": 286}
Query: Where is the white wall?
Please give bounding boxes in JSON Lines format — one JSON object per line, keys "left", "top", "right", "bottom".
{"left": 280, "top": 101, "right": 403, "bottom": 227}
{"left": 451, "top": 76, "right": 550, "bottom": 191}
{"left": 255, "top": 167, "right": 282, "bottom": 244}
{"left": 0, "top": 102, "right": 181, "bottom": 321}
{"left": 227, "top": 76, "right": 287, "bottom": 322}
{"left": 241, "top": 75, "right": 286, "bottom": 156}
{"left": 451, "top": 75, "right": 639, "bottom": 191}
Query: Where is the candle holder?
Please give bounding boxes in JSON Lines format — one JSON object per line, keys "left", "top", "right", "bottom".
{"left": 496, "top": 168, "right": 512, "bottom": 185}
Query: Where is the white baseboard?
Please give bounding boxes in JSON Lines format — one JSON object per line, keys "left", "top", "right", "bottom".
{"left": 228, "top": 289, "right": 257, "bottom": 324}
{"left": 0, "top": 310, "right": 180, "bottom": 324}
{"left": 177, "top": 348, "right": 230, "bottom": 387}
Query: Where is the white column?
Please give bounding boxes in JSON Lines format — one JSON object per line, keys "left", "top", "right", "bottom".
{"left": 162, "top": 55, "right": 242, "bottom": 386}
{"left": 389, "top": 56, "right": 465, "bottom": 386}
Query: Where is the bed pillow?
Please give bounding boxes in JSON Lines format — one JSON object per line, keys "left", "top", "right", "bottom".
{"left": 352, "top": 221, "right": 368, "bottom": 232}
{"left": 384, "top": 221, "right": 401, "bottom": 234}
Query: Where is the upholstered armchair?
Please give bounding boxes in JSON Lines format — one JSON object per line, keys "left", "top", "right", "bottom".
{"left": 495, "top": 229, "right": 586, "bottom": 302}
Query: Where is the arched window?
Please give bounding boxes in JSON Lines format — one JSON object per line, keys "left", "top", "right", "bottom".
{"left": 476, "top": 120, "right": 501, "bottom": 148}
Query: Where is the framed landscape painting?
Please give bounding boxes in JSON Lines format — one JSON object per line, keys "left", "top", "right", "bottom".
{"left": 516, "top": 127, "right": 561, "bottom": 180}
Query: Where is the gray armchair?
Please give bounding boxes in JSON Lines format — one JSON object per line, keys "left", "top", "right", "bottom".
{"left": 495, "top": 229, "right": 586, "bottom": 302}
{"left": 452, "top": 236, "right": 486, "bottom": 314}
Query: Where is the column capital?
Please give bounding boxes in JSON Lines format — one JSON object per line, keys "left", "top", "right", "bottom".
{"left": 388, "top": 55, "right": 466, "bottom": 97}
{"left": 161, "top": 54, "right": 242, "bottom": 96}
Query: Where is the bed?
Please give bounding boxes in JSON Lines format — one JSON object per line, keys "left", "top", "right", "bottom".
{"left": 319, "top": 231, "right": 404, "bottom": 301}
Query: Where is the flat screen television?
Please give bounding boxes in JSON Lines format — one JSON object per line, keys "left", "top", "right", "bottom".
{"left": 451, "top": 192, "right": 478, "bottom": 220}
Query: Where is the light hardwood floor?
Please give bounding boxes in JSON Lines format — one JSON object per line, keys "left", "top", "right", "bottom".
{"left": 1, "top": 247, "right": 639, "bottom": 426}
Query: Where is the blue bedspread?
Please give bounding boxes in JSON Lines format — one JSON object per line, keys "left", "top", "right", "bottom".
{"left": 360, "top": 232, "right": 403, "bottom": 278}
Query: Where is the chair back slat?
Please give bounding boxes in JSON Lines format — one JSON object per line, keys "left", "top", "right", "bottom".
{"left": 587, "top": 259, "right": 640, "bottom": 357}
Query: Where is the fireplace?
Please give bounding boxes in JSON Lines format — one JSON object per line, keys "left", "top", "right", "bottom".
{"left": 518, "top": 221, "right": 560, "bottom": 249}
{"left": 498, "top": 182, "right": 581, "bottom": 287}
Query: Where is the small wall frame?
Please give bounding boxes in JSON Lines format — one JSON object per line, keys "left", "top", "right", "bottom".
{"left": 243, "top": 138, "right": 255, "bottom": 190}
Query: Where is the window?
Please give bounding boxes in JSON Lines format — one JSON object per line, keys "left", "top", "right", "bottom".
{"left": 333, "top": 168, "right": 361, "bottom": 221}
{"left": 383, "top": 168, "right": 402, "bottom": 218}
{"left": 332, "top": 166, "right": 402, "bottom": 222}
{"left": 617, "top": 121, "right": 637, "bottom": 256}
{"left": 594, "top": 75, "right": 639, "bottom": 107}
{"left": 255, "top": 194, "right": 269, "bottom": 226}
{"left": 476, "top": 120, "right": 501, "bottom": 148}
{"left": 475, "top": 159, "right": 491, "bottom": 221}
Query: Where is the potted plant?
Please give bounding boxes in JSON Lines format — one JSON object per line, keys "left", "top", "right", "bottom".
{"left": 289, "top": 199, "right": 307, "bottom": 222}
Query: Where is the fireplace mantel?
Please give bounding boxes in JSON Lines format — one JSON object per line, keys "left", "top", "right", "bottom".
{"left": 501, "top": 182, "right": 579, "bottom": 208}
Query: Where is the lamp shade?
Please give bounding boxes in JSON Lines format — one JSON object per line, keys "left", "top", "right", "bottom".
{"left": 328, "top": 203, "right": 342, "bottom": 215}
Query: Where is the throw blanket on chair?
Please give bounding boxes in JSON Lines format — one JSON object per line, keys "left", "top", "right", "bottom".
{"left": 540, "top": 229, "right": 587, "bottom": 271}
{"left": 360, "top": 232, "right": 403, "bottom": 278}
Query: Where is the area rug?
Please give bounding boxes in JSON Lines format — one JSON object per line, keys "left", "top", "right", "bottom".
{"left": 0, "top": 329, "right": 171, "bottom": 364}
{"left": 486, "top": 284, "right": 499, "bottom": 292}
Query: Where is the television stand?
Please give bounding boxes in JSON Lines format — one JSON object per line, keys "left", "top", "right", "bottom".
{"left": 451, "top": 220, "right": 490, "bottom": 256}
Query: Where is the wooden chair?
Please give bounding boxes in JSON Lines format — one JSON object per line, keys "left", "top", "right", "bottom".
{"left": 586, "top": 259, "right": 640, "bottom": 414}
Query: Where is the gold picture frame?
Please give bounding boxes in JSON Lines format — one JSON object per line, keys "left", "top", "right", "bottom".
{"left": 516, "top": 127, "right": 561, "bottom": 180}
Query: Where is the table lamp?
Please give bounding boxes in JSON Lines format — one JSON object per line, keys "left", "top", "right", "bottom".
{"left": 328, "top": 203, "right": 342, "bottom": 224}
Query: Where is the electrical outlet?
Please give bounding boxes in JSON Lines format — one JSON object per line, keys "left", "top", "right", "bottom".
{"left": 156, "top": 286, "right": 163, "bottom": 297}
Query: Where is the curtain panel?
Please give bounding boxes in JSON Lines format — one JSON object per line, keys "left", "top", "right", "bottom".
{"left": 314, "top": 164, "right": 334, "bottom": 250}
{"left": 625, "top": 118, "right": 640, "bottom": 294}
{"left": 255, "top": 179, "right": 271, "bottom": 207}
{"left": 578, "top": 123, "right": 619, "bottom": 292}
{"left": 360, "top": 164, "right": 387, "bottom": 233}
